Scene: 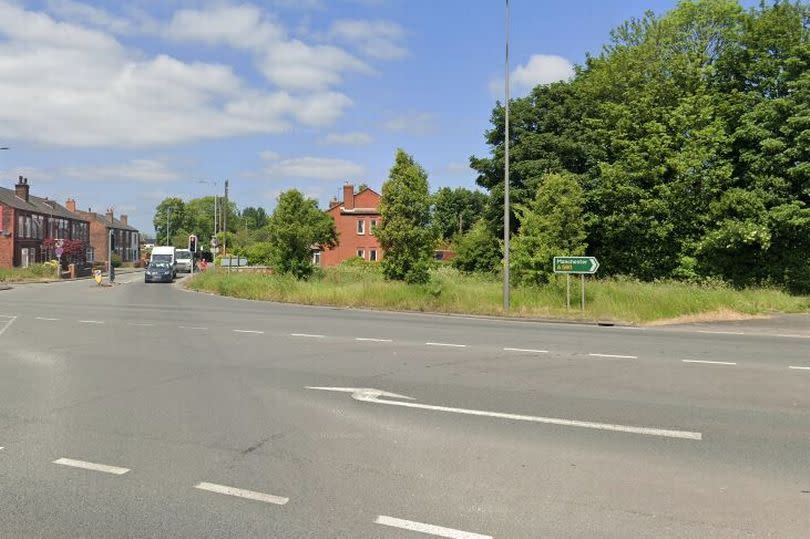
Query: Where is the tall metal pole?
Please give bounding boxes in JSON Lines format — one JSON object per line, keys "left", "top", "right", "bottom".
{"left": 503, "top": 0, "right": 511, "bottom": 312}
{"left": 223, "top": 180, "right": 228, "bottom": 257}
{"left": 166, "top": 206, "right": 171, "bottom": 245}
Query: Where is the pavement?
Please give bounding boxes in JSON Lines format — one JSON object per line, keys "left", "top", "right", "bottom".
{"left": 0, "top": 274, "right": 808, "bottom": 538}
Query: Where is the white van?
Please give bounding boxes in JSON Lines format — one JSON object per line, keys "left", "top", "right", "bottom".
{"left": 175, "top": 249, "right": 193, "bottom": 273}
{"left": 150, "top": 246, "right": 177, "bottom": 278}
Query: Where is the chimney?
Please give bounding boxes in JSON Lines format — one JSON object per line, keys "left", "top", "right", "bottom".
{"left": 14, "top": 176, "right": 29, "bottom": 202}
{"left": 66, "top": 198, "right": 76, "bottom": 212}
{"left": 343, "top": 183, "right": 354, "bottom": 210}
{"left": 106, "top": 208, "right": 114, "bottom": 223}
{"left": 120, "top": 214, "right": 128, "bottom": 226}
{"left": 329, "top": 196, "right": 339, "bottom": 208}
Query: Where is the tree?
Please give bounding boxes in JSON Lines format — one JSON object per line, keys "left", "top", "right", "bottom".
{"left": 511, "top": 173, "right": 587, "bottom": 285}
{"left": 451, "top": 219, "right": 501, "bottom": 273}
{"left": 356, "top": 183, "right": 370, "bottom": 193}
{"left": 266, "top": 190, "right": 337, "bottom": 278}
{"left": 375, "top": 149, "right": 436, "bottom": 283}
{"left": 153, "top": 197, "right": 186, "bottom": 245}
{"left": 242, "top": 206, "right": 268, "bottom": 230}
{"left": 431, "top": 187, "right": 488, "bottom": 241}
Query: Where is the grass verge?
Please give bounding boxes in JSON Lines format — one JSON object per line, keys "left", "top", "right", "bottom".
{"left": 185, "top": 266, "right": 810, "bottom": 324}
{"left": 0, "top": 263, "right": 60, "bottom": 283}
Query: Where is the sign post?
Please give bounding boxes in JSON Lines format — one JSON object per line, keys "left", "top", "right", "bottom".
{"left": 553, "top": 256, "right": 600, "bottom": 311}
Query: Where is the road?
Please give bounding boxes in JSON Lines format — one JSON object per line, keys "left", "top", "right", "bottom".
{"left": 0, "top": 274, "right": 808, "bottom": 538}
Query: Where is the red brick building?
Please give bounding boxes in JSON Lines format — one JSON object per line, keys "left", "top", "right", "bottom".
{"left": 0, "top": 177, "right": 91, "bottom": 268}
{"left": 67, "top": 201, "right": 139, "bottom": 264}
{"left": 316, "top": 184, "right": 383, "bottom": 267}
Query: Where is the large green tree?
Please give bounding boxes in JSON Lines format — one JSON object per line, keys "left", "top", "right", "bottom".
{"left": 376, "top": 149, "right": 436, "bottom": 283}
{"left": 153, "top": 197, "right": 186, "bottom": 246}
{"left": 266, "top": 190, "right": 337, "bottom": 279}
{"left": 451, "top": 219, "right": 501, "bottom": 274}
{"left": 431, "top": 187, "right": 488, "bottom": 241}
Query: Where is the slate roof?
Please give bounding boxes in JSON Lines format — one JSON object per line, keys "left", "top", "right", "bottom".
{"left": 0, "top": 186, "right": 87, "bottom": 222}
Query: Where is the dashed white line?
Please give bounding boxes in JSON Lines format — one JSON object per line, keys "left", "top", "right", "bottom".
{"left": 697, "top": 330, "right": 745, "bottom": 335}
{"left": 588, "top": 353, "right": 637, "bottom": 359}
{"left": 355, "top": 337, "right": 393, "bottom": 342}
{"left": 777, "top": 334, "right": 810, "bottom": 339}
{"left": 233, "top": 329, "right": 264, "bottom": 334}
{"left": 194, "top": 482, "right": 288, "bottom": 505}
{"left": 128, "top": 322, "right": 154, "bottom": 327}
{"left": 35, "top": 317, "right": 60, "bottom": 321}
{"left": 682, "top": 359, "right": 737, "bottom": 366}
{"left": 179, "top": 326, "right": 208, "bottom": 330}
{"left": 503, "top": 347, "right": 548, "bottom": 354}
{"left": 78, "top": 320, "right": 104, "bottom": 325}
{"left": 425, "top": 342, "right": 467, "bottom": 348}
{"left": 291, "top": 333, "right": 324, "bottom": 338}
{"left": 52, "top": 457, "right": 129, "bottom": 475}
{"left": 374, "top": 515, "right": 491, "bottom": 539}
{"left": 788, "top": 366, "right": 810, "bottom": 371}
{"left": 0, "top": 316, "right": 18, "bottom": 336}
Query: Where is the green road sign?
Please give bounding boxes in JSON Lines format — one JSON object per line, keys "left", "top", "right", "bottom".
{"left": 553, "top": 256, "right": 599, "bottom": 274}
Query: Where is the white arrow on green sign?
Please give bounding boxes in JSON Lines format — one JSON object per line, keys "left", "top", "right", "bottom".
{"left": 553, "top": 256, "right": 599, "bottom": 274}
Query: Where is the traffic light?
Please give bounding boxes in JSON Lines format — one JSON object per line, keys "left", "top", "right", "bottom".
{"left": 188, "top": 234, "right": 197, "bottom": 253}
{"left": 109, "top": 230, "right": 115, "bottom": 250}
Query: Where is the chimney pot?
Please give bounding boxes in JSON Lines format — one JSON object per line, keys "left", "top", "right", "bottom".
{"left": 14, "top": 175, "right": 30, "bottom": 202}
{"left": 66, "top": 198, "right": 76, "bottom": 212}
{"left": 343, "top": 183, "right": 354, "bottom": 210}
{"left": 120, "top": 214, "right": 128, "bottom": 226}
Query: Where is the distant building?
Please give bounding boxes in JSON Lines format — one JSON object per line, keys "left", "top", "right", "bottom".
{"left": 66, "top": 201, "right": 140, "bottom": 264}
{"left": 316, "top": 183, "right": 383, "bottom": 267}
{"left": 0, "top": 177, "right": 91, "bottom": 268}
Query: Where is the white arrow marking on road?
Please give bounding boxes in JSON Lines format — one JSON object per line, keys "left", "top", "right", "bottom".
{"left": 307, "top": 387, "right": 702, "bottom": 440}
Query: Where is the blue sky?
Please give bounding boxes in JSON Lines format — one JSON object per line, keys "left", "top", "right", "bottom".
{"left": 0, "top": 0, "right": 747, "bottom": 233}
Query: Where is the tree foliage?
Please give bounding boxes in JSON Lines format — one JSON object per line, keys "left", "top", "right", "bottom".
{"left": 431, "top": 187, "right": 488, "bottom": 241}
{"left": 266, "top": 189, "right": 337, "bottom": 279}
{"left": 153, "top": 197, "right": 186, "bottom": 246}
{"left": 376, "top": 149, "right": 436, "bottom": 283}
{"left": 471, "top": 0, "right": 810, "bottom": 291}
{"left": 451, "top": 219, "right": 501, "bottom": 274}
{"left": 511, "top": 173, "right": 587, "bottom": 285}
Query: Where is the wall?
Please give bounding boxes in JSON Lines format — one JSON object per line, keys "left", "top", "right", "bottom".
{"left": 0, "top": 206, "right": 14, "bottom": 268}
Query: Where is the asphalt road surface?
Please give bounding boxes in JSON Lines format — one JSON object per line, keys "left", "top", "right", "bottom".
{"left": 1, "top": 274, "right": 808, "bottom": 538}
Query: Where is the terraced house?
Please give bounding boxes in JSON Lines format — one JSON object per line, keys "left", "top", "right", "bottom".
{"left": 66, "top": 201, "right": 140, "bottom": 265}
{"left": 0, "top": 177, "right": 91, "bottom": 268}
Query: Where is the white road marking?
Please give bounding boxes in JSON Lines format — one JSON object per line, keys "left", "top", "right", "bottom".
{"left": 788, "top": 366, "right": 810, "bottom": 371}
{"left": 697, "top": 330, "right": 745, "bottom": 335}
{"left": 194, "top": 482, "right": 288, "bottom": 505}
{"left": 682, "top": 359, "right": 736, "bottom": 366}
{"left": 35, "top": 317, "right": 60, "bottom": 321}
{"left": 179, "top": 326, "right": 207, "bottom": 330}
{"left": 355, "top": 337, "right": 393, "bottom": 342}
{"left": 776, "top": 334, "right": 810, "bottom": 339}
{"left": 374, "top": 515, "right": 491, "bottom": 539}
{"left": 307, "top": 387, "right": 702, "bottom": 440}
{"left": 588, "top": 353, "right": 637, "bottom": 359}
{"left": 503, "top": 347, "right": 548, "bottom": 354}
{"left": 0, "top": 316, "right": 18, "bottom": 336}
{"left": 291, "top": 333, "right": 324, "bottom": 338}
{"left": 233, "top": 329, "right": 264, "bottom": 334}
{"left": 425, "top": 342, "right": 467, "bottom": 348}
{"left": 128, "top": 322, "right": 154, "bottom": 327}
{"left": 52, "top": 457, "right": 129, "bottom": 475}
{"left": 79, "top": 320, "right": 104, "bottom": 325}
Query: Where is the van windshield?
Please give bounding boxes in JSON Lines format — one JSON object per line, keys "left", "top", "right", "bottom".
{"left": 152, "top": 254, "right": 173, "bottom": 263}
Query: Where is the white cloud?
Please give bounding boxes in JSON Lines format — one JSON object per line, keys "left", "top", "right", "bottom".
{"left": 322, "top": 131, "right": 373, "bottom": 145}
{"left": 166, "top": 4, "right": 285, "bottom": 50}
{"left": 62, "top": 159, "right": 180, "bottom": 183}
{"left": 0, "top": 2, "right": 351, "bottom": 147}
{"left": 45, "top": 0, "right": 133, "bottom": 34}
{"left": 266, "top": 157, "right": 365, "bottom": 181}
{"left": 383, "top": 112, "right": 436, "bottom": 135}
{"left": 260, "top": 150, "right": 281, "bottom": 161}
{"left": 258, "top": 40, "right": 370, "bottom": 91}
{"left": 489, "top": 54, "right": 574, "bottom": 97}
{"left": 329, "top": 19, "right": 406, "bottom": 59}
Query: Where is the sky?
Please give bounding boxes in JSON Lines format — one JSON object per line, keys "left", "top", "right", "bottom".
{"left": 0, "top": 0, "right": 746, "bottom": 234}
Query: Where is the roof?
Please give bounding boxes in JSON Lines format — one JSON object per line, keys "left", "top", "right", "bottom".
{"left": 339, "top": 208, "right": 380, "bottom": 215}
{"left": 74, "top": 209, "right": 138, "bottom": 231}
{"left": 0, "top": 186, "right": 88, "bottom": 222}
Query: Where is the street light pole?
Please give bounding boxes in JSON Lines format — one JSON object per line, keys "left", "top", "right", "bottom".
{"left": 503, "top": 0, "right": 511, "bottom": 312}
{"left": 166, "top": 206, "right": 171, "bottom": 246}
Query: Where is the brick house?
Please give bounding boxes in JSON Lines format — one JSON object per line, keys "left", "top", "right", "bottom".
{"left": 316, "top": 183, "right": 383, "bottom": 267}
{"left": 66, "top": 201, "right": 140, "bottom": 264}
{"left": 0, "top": 177, "right": 91, "bottom": 268}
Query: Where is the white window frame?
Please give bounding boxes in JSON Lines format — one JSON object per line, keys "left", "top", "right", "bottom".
{"left": 356, "top": 219, "right": 365, "bottom": 235}
{"left": 312, "top": 251, "right": 321, "bottom": 265}
{"left": 356, "top": 248, "right": 365, "bottom": 259}
{"left": 369, "top": 249, "right": 377, "bottom": 261}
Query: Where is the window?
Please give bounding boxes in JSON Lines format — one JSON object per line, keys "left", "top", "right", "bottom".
{"left": 356, "top": 219, "right": 365, "bottom": 235}
{"left": 369, "top": 249, "right": 377, "bottom": 261}
{"left": 312, "top": 252, "right": 321, "bottom": 265}
{"left": 17, "top": 215, "right": 23, "bottom": 238}
{"left": 356, "top": 249, "right": 365, "bottom": 259}
{"left": 24, "top": 215, "right": 31, "bottom": 238}
{"left": 370, "top": 219, "right": 378, "bottom": 230}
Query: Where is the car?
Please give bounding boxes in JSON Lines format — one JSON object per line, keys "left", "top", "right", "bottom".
{"left": 175, "top": 249, "right": 193, "bottom": 273}
{"left": 144, "top": 261, "right": 174, "bottom": 283}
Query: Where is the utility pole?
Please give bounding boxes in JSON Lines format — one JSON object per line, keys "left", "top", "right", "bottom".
{"left": 166, "top": 206, "right": 171, "bottom": 246}
{"left": 223, "top": 180, "right": 228, "bottom": 257}
{"left": 503, "top": 0, "right": 511, "bottom": 312}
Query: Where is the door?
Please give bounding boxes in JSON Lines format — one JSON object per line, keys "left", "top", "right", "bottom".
{"left": 21, "top": 248, "right": 30, "bottom": 268}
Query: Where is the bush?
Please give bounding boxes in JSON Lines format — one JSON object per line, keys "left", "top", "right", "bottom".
{"left": 110, "top": 253, "right": 123, "bottom": 268}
